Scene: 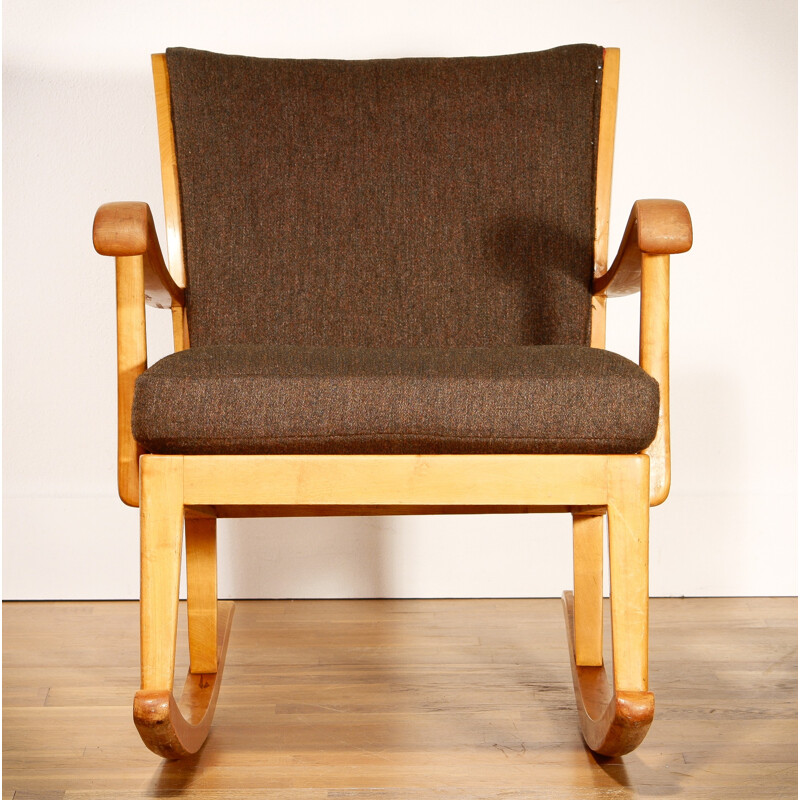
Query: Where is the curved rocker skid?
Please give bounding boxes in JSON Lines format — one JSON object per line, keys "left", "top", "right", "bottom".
{"left": 562, "top": 592, "right": 654, "bottom": 757}
{"left": 134, "top": 601, "right": 235, "bottom": 759}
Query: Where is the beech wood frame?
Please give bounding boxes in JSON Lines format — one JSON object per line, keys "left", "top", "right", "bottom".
{"left": 92, "top": 47, "right": 692, "bottom": 759}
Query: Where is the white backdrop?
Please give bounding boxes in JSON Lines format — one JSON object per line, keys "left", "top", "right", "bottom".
{"left": 3, "top": 0, "right": 797, "bottom": 599}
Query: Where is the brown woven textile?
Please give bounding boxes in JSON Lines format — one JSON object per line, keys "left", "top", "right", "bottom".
{"left": 132, "top": 345, "right": 659, "bottom": 455}
{"left": 165, "top": 45, "right": 604, "bottom": 348}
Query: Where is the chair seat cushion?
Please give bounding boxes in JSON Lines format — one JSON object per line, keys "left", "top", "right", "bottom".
{"left": 132, "top": 345, "right": 659, "bottom": 455}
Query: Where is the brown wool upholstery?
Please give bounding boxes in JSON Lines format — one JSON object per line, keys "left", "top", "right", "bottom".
{"left": 165, "top": 45, "right": 604, "bottom": 348}
{"left": 132, "top": 345, "right": 659, "bottom": 455}
{"left": 134, "top": 46, "right": 661, "bottom": 458}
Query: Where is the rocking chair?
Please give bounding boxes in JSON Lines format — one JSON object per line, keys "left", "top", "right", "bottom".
{"left": 92, "top": 45, "right": 692, "bottom": 759}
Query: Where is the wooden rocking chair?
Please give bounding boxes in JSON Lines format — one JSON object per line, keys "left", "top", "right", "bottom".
{"left": 93, "top": 45, "right": 692, "bottom": 759}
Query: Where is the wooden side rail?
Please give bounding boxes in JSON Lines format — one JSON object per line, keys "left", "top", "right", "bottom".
{"left": 594, "top": 199, "right": 692, "bottom": 506}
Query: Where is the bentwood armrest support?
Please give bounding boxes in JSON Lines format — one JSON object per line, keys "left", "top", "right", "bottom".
{"left": 595, "top": 199, "right": 692, "bottom": 506}
{"left": 593, "top": 199, "right": 692, "bottom": 297}
{"left": 93, "top": 201, "right": 185, "bottom": 309}
{"left": 94, "top": 201, "right": 184, "bottom": 507}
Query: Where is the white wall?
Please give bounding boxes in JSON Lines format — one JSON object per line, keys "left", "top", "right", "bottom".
{"left": 3, "top": 0, "right": 797, "bottom": 599}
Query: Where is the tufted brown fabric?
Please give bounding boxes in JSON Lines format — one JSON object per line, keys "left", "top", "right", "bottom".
{"left": 132, "top": 345, "right": 659, "bottom": 455}
{"left": 166, "top": 45, "right": 604, "bottom": 348}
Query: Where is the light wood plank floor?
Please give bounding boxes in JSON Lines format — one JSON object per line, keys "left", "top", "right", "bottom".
{"left": 3, "top": 598, "right": 797, "bottom": 799}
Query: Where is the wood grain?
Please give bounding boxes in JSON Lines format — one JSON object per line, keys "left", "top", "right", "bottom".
{"left": 171, "top": 304, "right": 189, "bottom": 352}
{"left": 563, "top": 591, "right": 654, "bottom": 756}
{"left": 137, "top": 457, "right": 233, "bottom": 757}
{"left": 134, "top": 602, "right": 234, "bottom": 759}
{"left": 94, "top": 201, "right": 186, "bottom": 505}
{"left": 590, "top": 46, "right": 619, "bottom": 349}
{"left": 152, "top": 53, "right": 186, "bottom": 289}
{"left": 561, "top": 456, "right": 653, "bottom": 756}
{"left": 593, "top": 47, "right": 619, "bottom": 281}
{"left": 93, "top": 202, "right": 185, "bottom": 310}
{"left": 593, "top": 199, "right": 692, "bottom": 298}
{"left": 607, "top": 455, "right": 650, "bottom": 692}
{"left": 113, "top": 255, "right": 146, "bottom": 507}
{"left": 3, "top": 598, "right": 796, "bottom": 797}
{"left": 182, "top": 454, "right": 612, "bottom": 508}
{"left": 593, "top": 198, "right": 688, "bottom": 505}
{"left": 139, "top": 456, "right": 184, "bottom": 692}
{"left": 640, "top": 253, "right": 671, "bottom": 504}
{"left": 572, "top": 512, "right": 604, "bottom": 666}
{"left": 185, "top": 517, "right": 218, "bottom": 674}
{"left": 184, "top": 503, "right": 594, "bottom": 518}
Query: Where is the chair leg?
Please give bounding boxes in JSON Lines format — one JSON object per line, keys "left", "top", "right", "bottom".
{"left": 572, "top": 512, "right": 604, "bottom": 667}
{"left": 563, "top": 456, "right": 654, "bottom": 756}
{"left": 133, "top": 456, "right": 235, "bottom": 759}
{"left": 186, "top": 516, "right": 218, "bottom": 674}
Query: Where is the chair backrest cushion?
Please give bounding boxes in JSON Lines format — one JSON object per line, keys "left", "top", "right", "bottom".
{"left": 166, "top": 45, "right": 604, "bottom": 347}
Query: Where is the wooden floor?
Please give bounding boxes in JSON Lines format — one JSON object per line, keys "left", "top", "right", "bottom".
{"left": 3, "top": 597, "right": 797, "bottom": 799}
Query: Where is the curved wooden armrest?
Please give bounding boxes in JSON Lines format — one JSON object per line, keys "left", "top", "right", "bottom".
{"left": 593, "top": 199, "right": 691, "bottom": 506}
{"left": 93, "top": 202, "right": 185, "bottom": 309}
{"left": 594, "top": 200, "right": 692, "bottom": 297}
{"left": 95, "top": 202, "right": 187, "bottom": 507}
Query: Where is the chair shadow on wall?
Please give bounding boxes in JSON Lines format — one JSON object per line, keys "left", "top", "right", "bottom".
{"left": 222, "top": 515, "right": 394, "bottom": 599}
{"left": 484, "top": 216, "right": 594, "bottom": 344}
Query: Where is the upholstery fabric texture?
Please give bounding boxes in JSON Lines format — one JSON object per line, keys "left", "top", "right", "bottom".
{"left": 148, "top": 46, "right": 654, "bottom": 459}
{"left": 132, "top": 345, "right": 659, "bottom": 455}
{"left": 165, "top": 45, "right": 604, "bottom": 348}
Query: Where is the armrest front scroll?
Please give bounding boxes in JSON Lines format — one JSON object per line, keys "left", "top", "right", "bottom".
{"left": 93, "top": 201, "right": 185, "bottom": 309}
{"left": 593, "top": 199, "right": 692, "bottom": 297}
{"left": 94, "top": 201, "right": 185, "bottom": 507}
{"left": 595, "top": 199, "right": 692, "bottom": 507}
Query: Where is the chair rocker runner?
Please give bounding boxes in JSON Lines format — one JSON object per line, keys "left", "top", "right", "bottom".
{"left": 93, "top": 45, "right": 692, "bottom": 759}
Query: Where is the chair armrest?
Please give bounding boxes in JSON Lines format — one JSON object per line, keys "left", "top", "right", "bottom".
{"left": 593, "top": 200, "right": 692, "bottom": 297}
{"left": 93, "top": 202, "right": 185, "bottom": 309}
{"left": 94, "top": 201, "right": 187, "bottom": 507}
{"left": 594, "top": 200, "right": 692, "bottom": 507}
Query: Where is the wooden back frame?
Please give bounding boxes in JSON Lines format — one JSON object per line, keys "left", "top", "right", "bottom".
{"left": 591, "top": 47, "right": 619, "bottom": 349}
{"left": 152, "top": 55, "right": 189, "bottom": 352}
